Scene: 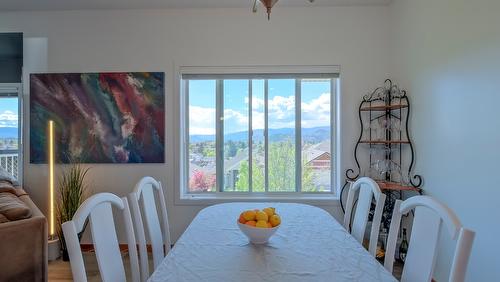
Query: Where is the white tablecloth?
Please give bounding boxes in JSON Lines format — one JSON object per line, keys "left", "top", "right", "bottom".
{"left": 149, "top": 203, "right": 396, "bottom": 282}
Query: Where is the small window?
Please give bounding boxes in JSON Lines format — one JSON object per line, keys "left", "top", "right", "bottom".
{"left": 0, "top": 84, "right": 22, "bottom": 183}
{"left": 181, "top": 67, "right": 338, "bottom": 199}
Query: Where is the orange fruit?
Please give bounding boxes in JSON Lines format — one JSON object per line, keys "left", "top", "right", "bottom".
{"left": 263, "top": 207, "right": 275, "bottom": 217}
{"left": 267, "top": 222, "right": 272, "bottom": 228}
{"left": 245, "top": 220, "right": 256, "bottom": 227}
{"left": 255, "top": 211, "right": 268, "bottom": 222}
{"left": 269, "top": 214, "right": 281, "bottom": 227}
{"left": 238, "top": 214, "right": 246, "bottom": 224}
{"left": 256, "top": 220, "right": 268, "bottom": 228}
{"left": 242, "top": 210, "right": 256, "bottom": 221}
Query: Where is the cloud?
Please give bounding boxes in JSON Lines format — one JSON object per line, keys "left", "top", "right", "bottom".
{"left": 223, "top": 109, "right": 250, "bottom": 134}
{"left": 0, "top": 110, "right": 18, "bottom": 128}
{"left": 189, "top": 106, "right": 216, "bottom": 135}
{"left": 301, "top": 93, "right": 331, "bottom": 128}
{"left": 252, "top": 93, "right": 331, "bottom": 129}
{"left": 245, "top": 96, "right": 265, "bottom": 111}
{"left": 224, "top": 109, "right": 248, "bottom": 125}
{"left": 267, "top": 95, "right": 296, "bottom": 129}
{"left": 189, "top": 93, "right": 331, "bottom": 135}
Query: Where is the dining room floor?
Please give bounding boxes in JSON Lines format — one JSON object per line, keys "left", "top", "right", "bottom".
{"left": 48, "top": 251, "right": 146, "bottom": 282}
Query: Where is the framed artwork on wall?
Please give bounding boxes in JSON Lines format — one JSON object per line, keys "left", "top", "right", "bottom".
{"left": 30, "top": 72, "right": 165, "bottom": 164}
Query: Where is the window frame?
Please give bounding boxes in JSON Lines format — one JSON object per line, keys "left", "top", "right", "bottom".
{"left": 177, "top": 66, "right": 341, "bottom": 204}
{"left": 0, "top": 83, "right": 23, "bottom": 185}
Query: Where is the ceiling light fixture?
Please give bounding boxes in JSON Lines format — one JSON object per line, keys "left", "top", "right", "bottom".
{"left": 253, "top": 0, "right": 315, "bottom": 20}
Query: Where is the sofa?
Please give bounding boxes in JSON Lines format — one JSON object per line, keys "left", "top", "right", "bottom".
{"left": 0, "top": 179, "right": 48, "bottom": 282}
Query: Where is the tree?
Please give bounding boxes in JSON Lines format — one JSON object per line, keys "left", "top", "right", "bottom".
{"left": 235, "top": 161, "right": 265, "bottom": 192}
{"left": 234, "top": 139, "right": 315, "bottom": 191}
{"left": 235, "top": 162, "right": 249, "bottom": 191}
{"left": 252, "top": 164, "right": 265, "bottom": 192}
{"left": 268, "top": 140, "right": 295, "bottom": 191}
{"left": 189, "top": 170, "right": 216, "bottom": 192}
{"left": 225, "top": 140, "right": 238, "bottom": 158}
{"left": 301, "top": 161, "right": 316, "bottom": 192}
{"left": 202, "top": 146, "right": 215, "bottom": 157}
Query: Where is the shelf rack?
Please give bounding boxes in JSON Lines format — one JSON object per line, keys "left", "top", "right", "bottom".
{"left": 342, "top": 79, "right": 423, "bottom": 230}
{"left": 345, "top": 79, "right": 422, "bottom": 188}
{"left": 376, "top": 181, "right": 421, "bottom": 192}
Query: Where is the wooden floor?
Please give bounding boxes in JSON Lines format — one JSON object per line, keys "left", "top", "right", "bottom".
{"left": 48, "top": 251, "right": 141, "bottom": 282}
{"left": 49, "top": 251, "right": 403, "bottom": 281}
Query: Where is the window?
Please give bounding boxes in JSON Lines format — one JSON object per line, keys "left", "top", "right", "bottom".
{"left": 0, "top": 84, "right": 22, "bottom": 183}
{"left": 181, "top": 67, "right": 338, "bottom": 199}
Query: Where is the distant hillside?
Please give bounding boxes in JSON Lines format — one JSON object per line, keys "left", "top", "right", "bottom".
{"left": 0, "top": 127, "right": 18, "bottom": 138}
{"left": 190, "top": 126, "right": 330, "bottom": 143}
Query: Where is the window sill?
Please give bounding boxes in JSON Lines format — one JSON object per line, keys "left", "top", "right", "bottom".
{"left": 175, "top": 193, "right": 340, "bottom": 206}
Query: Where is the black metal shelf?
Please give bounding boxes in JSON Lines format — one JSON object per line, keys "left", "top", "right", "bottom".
{"left": 342, "top": 79, "right": 424, "bottom": 231}
{"left": 345, "top": 79, "right": 422, "bottom": 188}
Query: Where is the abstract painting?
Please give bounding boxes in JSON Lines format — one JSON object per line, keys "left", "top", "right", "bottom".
{"left": 30, "top": 72, "right": 165, "bottom": 163}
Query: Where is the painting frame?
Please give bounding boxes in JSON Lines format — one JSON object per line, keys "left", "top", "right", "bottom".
{"left": 30, "top": 72, "right": 165, "bottom": 164}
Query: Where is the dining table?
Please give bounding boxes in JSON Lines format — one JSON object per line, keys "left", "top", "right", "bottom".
{"left": 148, "top": 203, "right": 397, "bottom": 282}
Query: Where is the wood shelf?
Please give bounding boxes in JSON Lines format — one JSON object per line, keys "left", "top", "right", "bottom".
{"left": 360, "top": 104, "right": 408, "bottom": 111}
{"left": 376, "top": 181, "right": 421, "bottom": 192}
{"left": 359, "top": 140, "right": 410, "bottom": 144}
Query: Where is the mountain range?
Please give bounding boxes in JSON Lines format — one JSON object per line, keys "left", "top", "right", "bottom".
{"left": 190, "top": 126, "right": 330, "bottom": 143}
{"left": 0, "top": 126, "right": 330, "bottom": 142}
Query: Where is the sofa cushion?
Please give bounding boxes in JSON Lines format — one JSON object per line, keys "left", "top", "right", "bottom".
{"left": 0, "top": 167, "right": 18, "bottom": 186}
{"left": 0, "top": 181, "right": 28, "bottom": 197}
{"left": 0, "top": 192, "right": 32, "bottom": 221}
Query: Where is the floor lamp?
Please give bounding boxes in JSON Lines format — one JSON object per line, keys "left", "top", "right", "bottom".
{"left": 48, "top": 120, "right": 60, "bottom": 261}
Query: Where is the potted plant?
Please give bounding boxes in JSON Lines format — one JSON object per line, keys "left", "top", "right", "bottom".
{"left": 56, "top": 160, "right": 90, "bottom": 261}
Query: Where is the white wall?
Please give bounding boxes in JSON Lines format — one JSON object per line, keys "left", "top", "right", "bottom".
{"left": 390, "top": 0, "right": 500, "bottom": 281}
{"left": 0, "top": 7, "right": 391, "bottom": 242}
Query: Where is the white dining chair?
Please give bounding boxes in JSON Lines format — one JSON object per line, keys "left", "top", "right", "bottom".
{"left": 343, "top": 177, "right": 386, "bottom": 257}
{"left": 61, "top": 192, "right": 140, "bottom": 282}
{"left": 128, "top": 176, "right": 171, "bottom": 282}
{"left": 384, "top": 196, "right": 475, "bottom": 282}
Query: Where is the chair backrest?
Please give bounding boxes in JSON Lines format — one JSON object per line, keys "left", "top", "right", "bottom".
{"left": 128, "top": 176, "right": 171, "bottom": 282}
{"left": 384, "top": 196, "right": 475, "bottom": 282}
{"left": 343, "top": 177, "right": 386, "bottom": 256}
{"left": 61, "top": 193, "right": 140, "bottom": 282}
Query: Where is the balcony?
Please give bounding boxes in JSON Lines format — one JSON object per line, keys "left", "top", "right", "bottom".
{"left": 0, "top": 149, "right": 19, "bottom": 180}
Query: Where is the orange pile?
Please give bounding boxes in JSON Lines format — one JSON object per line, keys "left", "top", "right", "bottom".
{"left": 238, "top": 207, "right": 281, "bottom": 228}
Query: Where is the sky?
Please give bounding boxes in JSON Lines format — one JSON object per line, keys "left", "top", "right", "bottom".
{"left": 0, "top": 80, "right": 331, "bottom": 136}
{"left": 0, "top": 98, "right": 18, "bottom": 128}
{"left": 189, "top": 79, "right": 332, "bottom": 135}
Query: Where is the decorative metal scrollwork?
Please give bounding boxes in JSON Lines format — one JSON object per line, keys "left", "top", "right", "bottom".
{"left": 345, "top": 79, "right": 423, "bottom": 189}
{"left": 341, "top": 79, "right": 424, "bottom": 228}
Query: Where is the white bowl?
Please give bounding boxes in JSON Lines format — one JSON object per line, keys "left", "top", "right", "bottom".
{"left": 237, "top": 221, "right": 280, "bottom": 244}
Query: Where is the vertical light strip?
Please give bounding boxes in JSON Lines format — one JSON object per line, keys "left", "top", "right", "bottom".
{"left": 48, "top": 120, "right": 55, "bottom": 237}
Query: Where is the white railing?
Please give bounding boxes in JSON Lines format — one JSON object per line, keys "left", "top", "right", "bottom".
{"left": 0, "top": 150, "right": 18, "bottom": 180}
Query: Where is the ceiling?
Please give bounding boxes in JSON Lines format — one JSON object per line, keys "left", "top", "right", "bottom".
{"left": 0, "top": 0, "right": 392, "bottom": 11}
